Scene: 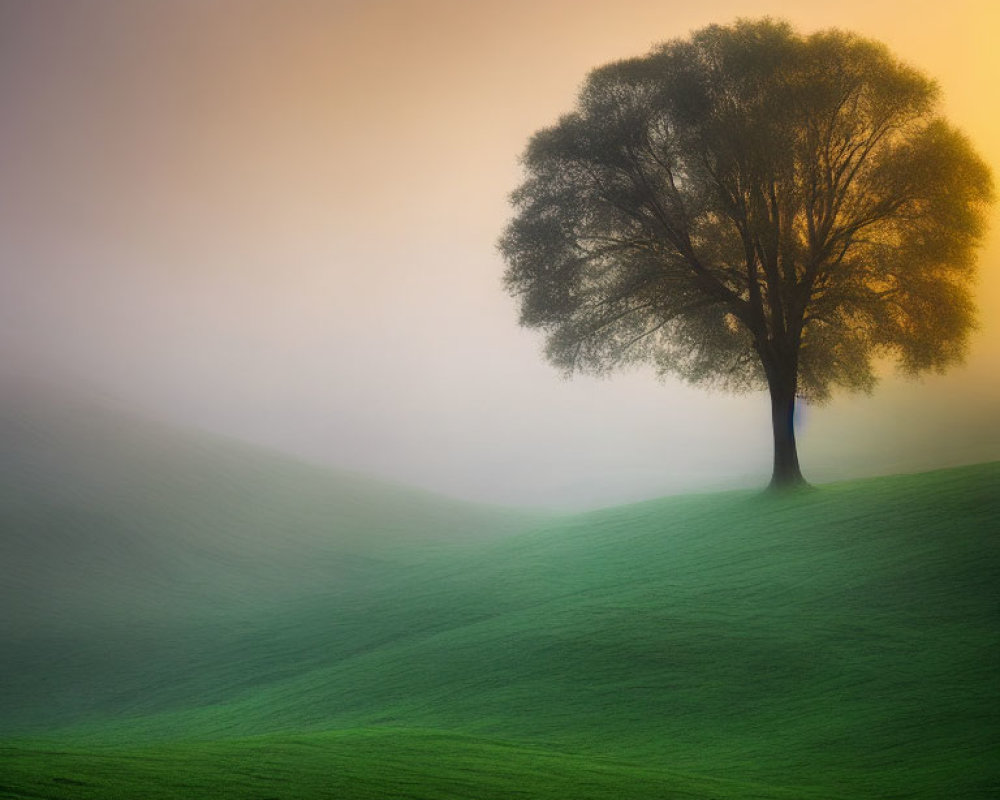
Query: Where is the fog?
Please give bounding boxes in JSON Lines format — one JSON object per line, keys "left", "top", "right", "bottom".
{"left": 1, "top": 0, "right": 998, "bottom": 508}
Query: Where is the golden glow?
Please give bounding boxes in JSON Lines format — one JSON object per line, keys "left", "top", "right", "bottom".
{"left": 1, "top": 0, "right": 997, "bottom": 504}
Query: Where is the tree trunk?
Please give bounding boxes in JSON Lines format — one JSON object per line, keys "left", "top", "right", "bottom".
{"left": 768, "top": 376, "right": 806, "bottom": 489}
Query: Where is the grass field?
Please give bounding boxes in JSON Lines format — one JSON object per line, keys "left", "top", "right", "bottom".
{"left": 0, "top": 396, "right": 997, "bottom": 798}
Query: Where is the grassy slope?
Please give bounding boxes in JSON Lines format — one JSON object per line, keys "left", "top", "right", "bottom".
{"left": 0, "top": 729, "right": 848, "bottom": 800}
{"left": 0, "top": 388, "right": 542, "bottom": 732}
{"left": 1, "top": 394, "right": 997, "bottom": 798}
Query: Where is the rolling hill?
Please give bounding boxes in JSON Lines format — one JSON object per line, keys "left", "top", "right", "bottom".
{"left": 0, "top": 382, "right": 540, "bottom": 630}
{"left": 0, "top": 387, "right": 997, "bottom": 798}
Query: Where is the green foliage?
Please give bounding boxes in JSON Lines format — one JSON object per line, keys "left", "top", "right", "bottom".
{"left": 500, "top": 19, "right": 993, "bottom": 402}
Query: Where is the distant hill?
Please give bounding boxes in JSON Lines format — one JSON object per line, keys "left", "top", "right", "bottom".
{"left": 0, "top": 381, "right": 542, "bottom": 634}
{"left": 0, "top": 384, "right": 997, "bottom": 798}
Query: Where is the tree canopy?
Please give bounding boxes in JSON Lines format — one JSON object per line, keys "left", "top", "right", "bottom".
{"left": 500, "top": 19, "right": 993, "bottom": 486}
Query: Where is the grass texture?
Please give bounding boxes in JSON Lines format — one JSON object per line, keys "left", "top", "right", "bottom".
{"left": 0, "top": 397, "right": 996, "bottom": 798}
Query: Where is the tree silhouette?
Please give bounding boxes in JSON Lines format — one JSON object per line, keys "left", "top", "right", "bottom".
{"left": 500, "top": 19, "right": 992, "bottom": 488}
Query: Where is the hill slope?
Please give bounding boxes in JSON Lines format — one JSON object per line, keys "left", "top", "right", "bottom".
{"left": 0, "top": 392, "right": 997, "bottom": 798}
{"left": 0, "top": 383, "right": 540, "bottom": 633}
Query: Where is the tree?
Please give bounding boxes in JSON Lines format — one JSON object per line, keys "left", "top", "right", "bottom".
{"left": 500, "top": 19, "right": 992, "bottom": 488}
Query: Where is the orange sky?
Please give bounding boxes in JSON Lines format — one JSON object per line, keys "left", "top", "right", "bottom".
{"left": 1, "top": 0, "right": 997, "bottom": 505}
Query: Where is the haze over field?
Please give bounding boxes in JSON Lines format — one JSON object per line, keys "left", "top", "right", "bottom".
{"left": 2, "top": 7, "right": 997, "bottom": 797}
{"left": 1, "top": 392, "right": 996, "bottom": 796}
{"left": 1, "top": 0, "right": 997, "bottom": 506}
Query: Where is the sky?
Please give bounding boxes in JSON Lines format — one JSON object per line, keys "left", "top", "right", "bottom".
{"left": 1, "top": 0, "right": 998, "bottom": 508}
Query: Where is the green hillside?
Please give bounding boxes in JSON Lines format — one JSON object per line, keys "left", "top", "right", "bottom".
{"left": 0, "top": 385, "right": 540, "bottom": 633}
{"left": 1, "top": 393, "right": 997, "bottom": 799}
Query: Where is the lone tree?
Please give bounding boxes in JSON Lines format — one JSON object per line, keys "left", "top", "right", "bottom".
{"left": 500, "top": 19, "right": 992, "bottom": 488}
